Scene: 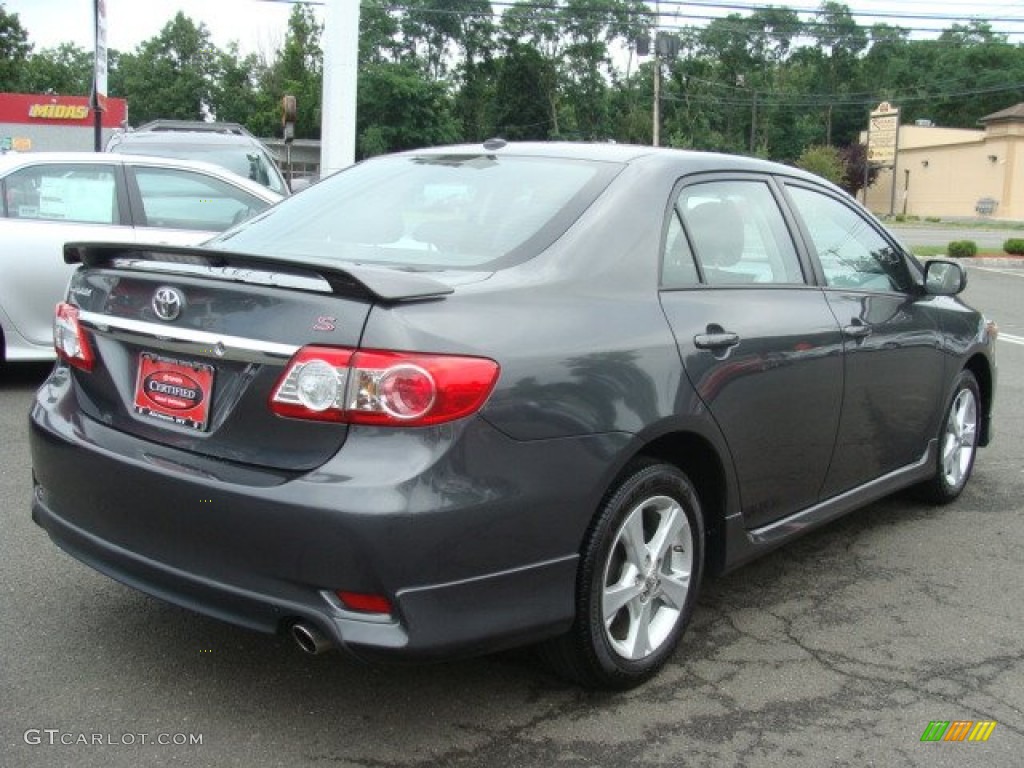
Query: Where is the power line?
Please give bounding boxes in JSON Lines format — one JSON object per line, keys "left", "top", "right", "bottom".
{"left": 370, "top": 2, "right": 1024, "bottom": 38}
{"left": 653, "top": 0, "right": 1024, "bottom": 24}
{"left": 660, "top": 81, "right": 1024, "bottom": 109}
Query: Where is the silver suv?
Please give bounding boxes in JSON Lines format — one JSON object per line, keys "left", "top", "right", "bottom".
{"left": 106, "top": 121, "right": 289, "bottom": 196}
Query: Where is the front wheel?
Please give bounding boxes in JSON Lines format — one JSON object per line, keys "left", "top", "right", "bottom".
{"left": 542, "top": 460, "right": 705, "bottom": 689}
{"left": 917, "top": 370, "right": 980, "bottom": 504}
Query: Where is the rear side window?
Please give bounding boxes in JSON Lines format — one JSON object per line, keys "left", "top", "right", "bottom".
{"left": 661, "top": 209, "right": 699, "bottom": 288}
{"left": 131, "top": 167, "right": 272, "bottom": 232}
{"left": 2, "top": 163, "right": 119, "bottom": 224}
{"left": 676, "top": 180, "right": 804, "bottom": 286}
{"left": 786, "top": 185, "right": 913, "bottom": 293}
{"left": 211, "top": 154, "right": 622, "bottom": 270}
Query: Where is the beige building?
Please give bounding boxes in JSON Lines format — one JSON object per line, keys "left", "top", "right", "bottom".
{"left": 863, "top": 103, "right": 1024, "bottom": 221}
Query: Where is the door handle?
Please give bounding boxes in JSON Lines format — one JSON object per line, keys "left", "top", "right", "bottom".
{"left": 694, "top": 331, "right": 741, "bottom": 350}
{"left": 842, "top": 323, "right": 872, "bottom": 339}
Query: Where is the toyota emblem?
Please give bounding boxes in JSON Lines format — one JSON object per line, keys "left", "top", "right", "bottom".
{"left": 152, "top": 286, "right": 184, "bottom": 322}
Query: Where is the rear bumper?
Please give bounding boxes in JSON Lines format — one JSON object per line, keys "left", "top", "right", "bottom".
{"left": 30, "top": 368, "right": 627, "bottom": 659}
{"left": 31, "top": 492, "right": 576, "bottom": 659}
{"left": 0, "top": 306, "right": 55, "bottom": 362}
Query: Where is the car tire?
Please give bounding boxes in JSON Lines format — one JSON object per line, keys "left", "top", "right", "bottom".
{"left": 542, "top": 460, "right": 705, "bottom": 689}
{"left": 917, "top": 369, "right": 981, "bottom": 504}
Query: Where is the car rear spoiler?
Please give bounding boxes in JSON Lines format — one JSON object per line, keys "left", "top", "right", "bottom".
{"left": 63, "top": 242, "right": 455, "bottom": 303}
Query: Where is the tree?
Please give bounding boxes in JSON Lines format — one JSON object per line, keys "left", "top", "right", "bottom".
{"left": 839, "top": 142, "right": 878, "bottom": 197}
{"left": 20, "top": 43, "right": 93, "bottom": 95}
{"left": 274, "top": 3, "right": 323, "bottom": 138}
{"left": 399, "top": 0, "right": 494, "bottom": 80}
{"left": 492, "top": 43, "right": 558, "bottom": 140}
{"left": 208, "top": 43, "right": 260, "bottom": 126}
{"left": 795, "top": 144, "right": 845, "bottom": 185}
{"left": 115, "top": 13, "right": 218, "bottom": 123}
{"left": 499, "top": 0, "right": 650, "bottom": 141}
{"left": 249, "top": 3, "right": 324, "bottom": 139}
{"left": 357, "top": 62, "right": 461, "bottom": 157}
{"left": 359, "top": 0, "right": 402, "bottom": 66}
{"left": 0, "top": 3, "right": 31, "bottom": 91}
{"left": 810, "top": 2, "right": 867, "bottom": 146}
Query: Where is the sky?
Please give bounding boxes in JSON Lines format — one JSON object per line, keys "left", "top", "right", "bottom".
{"left": 5, "top": 0, "right": 1024, "bottom": 58}
{"left": 7, "top": 0, "right": 314, "bottom": 58}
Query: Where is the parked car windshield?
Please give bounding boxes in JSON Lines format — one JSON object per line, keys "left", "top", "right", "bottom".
{"left": 209, "top": 154, "right": 622, "bottom": 270}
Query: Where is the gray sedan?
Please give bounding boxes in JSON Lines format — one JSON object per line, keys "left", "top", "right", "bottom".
{"left": 0, "top": 152, "right": 281, "bottom": 362}
{"left": 29, "top": 142, "right": 995, "bottom": 689}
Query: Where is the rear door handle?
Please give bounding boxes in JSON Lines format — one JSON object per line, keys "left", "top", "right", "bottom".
{"left": 694, "top": 331, "right": 741, "bottom": 350}
{"left": 842, "top": 323, "right": 872, "bottom": 339}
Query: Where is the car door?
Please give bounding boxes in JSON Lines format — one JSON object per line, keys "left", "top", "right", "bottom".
{"left": 659, "top": 176, "right": 844, "bottom": 528}
{"left": 783, "top": 182, "right": 947, "bottom": 498}
{"left": 124, "top": 164, "right": 274, "bottom": 246}
{"left": 0, "top": 161, "right": 134, "bottom": 349}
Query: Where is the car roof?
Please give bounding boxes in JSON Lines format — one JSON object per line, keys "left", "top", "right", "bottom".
{"left": 108, "top": 131, "right": 265, "bottom": 148}
{"left": 403, "top": 141, "right": 835, "bottom": 189}
{"left": 0, "top": 151, "right": 282, "bottom": 202}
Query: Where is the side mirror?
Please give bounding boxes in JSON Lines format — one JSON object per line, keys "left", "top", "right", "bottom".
{"left": 924, "top": 259, "right": 967, "bottom": 296}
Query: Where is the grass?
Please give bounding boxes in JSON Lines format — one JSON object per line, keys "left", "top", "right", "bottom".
{"left": 910, "top": 245, "right": 1006, "bottom": 259}
{"left": 885, "top": 216, "right": 1024, "bottom": 231}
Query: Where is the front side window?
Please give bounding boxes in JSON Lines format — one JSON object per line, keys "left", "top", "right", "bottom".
{"left": 676, "top": 180, "right": 804, "bottom": 286}
{"left": 787, "top": 185, "right": 913, "bottom": 293}
{"left": 131, "top": 167, "right": 272, "bottom": 233}
{"left": 210, "top": 154, "right": 622, "bottom": 270}
{"left": 2, "top": 164, "right": 118, "bottom": 224}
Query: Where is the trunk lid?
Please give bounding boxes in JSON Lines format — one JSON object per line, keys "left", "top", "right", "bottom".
{"left": 62, "top": 242, "right": 454, "bottom": 471}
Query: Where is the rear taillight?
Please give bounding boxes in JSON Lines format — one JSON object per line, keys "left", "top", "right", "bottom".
{"left": 270, "top": 346, "right": 499, "bottom": 426}
{"left": 54, "top": 302, "right": 94, "bottom": 371}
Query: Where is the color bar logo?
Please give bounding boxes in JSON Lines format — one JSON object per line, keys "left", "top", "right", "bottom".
{"left": 920, "top": 720, "right": 997, "bottom": 742}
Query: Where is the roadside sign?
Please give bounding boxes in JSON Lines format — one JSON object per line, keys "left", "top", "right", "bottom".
{"left": 867, "top": 101, "right": 900, "bottom": 167}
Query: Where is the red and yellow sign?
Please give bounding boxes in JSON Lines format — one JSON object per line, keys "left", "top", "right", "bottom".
{"left": 0, "top": 93, "right": 127, "bottom": 127}
{"left": 28, "top": 103, "right": 90, "bottom": 120}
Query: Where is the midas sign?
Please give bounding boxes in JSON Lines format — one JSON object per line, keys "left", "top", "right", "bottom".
{"left": 28, "top": 103, "right": 90, "bottom": 120}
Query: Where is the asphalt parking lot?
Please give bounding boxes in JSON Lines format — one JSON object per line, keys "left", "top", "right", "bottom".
{"left": 2, "top": 265, "right": 1022, "bottom": 768}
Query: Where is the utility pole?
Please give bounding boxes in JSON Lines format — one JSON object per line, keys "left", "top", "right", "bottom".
{"left": 653, "top": 50, "right": 660, "bottom": 147}
{"left": 749, "top": 91, "right": 757, "bottom": 153}
{"left": 652, "top": 1, "right": 660, "bottom": 147}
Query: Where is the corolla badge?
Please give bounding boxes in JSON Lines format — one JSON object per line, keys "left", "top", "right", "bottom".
{"left": 152, "top": 286, "right": 184, "bottom": 321}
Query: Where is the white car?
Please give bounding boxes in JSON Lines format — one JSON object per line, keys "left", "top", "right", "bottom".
{"left": 0, "top": 152, "right": 282, "bottom": 362}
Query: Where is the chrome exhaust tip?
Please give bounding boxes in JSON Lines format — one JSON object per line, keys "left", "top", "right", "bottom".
{"left": 291, "top": 622, "right": 333, "bottom": 655}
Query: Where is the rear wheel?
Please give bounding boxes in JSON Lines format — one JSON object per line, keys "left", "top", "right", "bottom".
{"left": 917, "top": 370, "right": 980, "bottom": 504}
{"left": 542, "top": 460, "right": 705, "bottom": 689}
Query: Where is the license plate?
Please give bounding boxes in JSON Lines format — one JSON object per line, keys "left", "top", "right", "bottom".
{"left": 133, "top": 353, "right": 215, "bottom": 431}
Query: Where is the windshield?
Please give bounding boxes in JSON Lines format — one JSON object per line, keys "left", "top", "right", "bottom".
{"left": 208, "top": 154, "right": 621, "bottom": 270}
{"left": 114, "top": 142, "right": 287, "bottom": 195}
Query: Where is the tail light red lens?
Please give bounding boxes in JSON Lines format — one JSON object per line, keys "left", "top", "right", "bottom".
{"left": 53, "top": 303, "right": 94, "bottom": 371}
{"left": 336, "top": 591, "right": 393, "bottom": 615}
{"left": 271, "top": 346, "right": 499, "bottom": 426}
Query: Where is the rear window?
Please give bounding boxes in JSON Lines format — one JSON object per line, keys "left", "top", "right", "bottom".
{"left": 208, "top": 154, "right": 621, "bottom": 270}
